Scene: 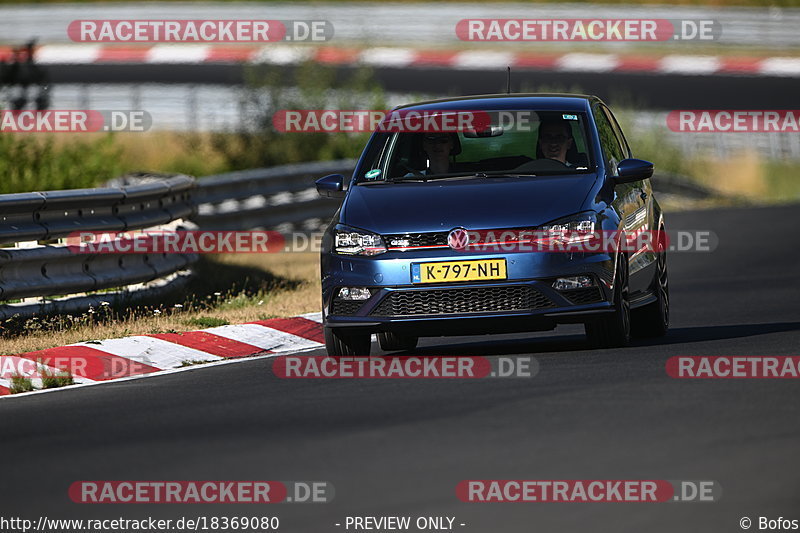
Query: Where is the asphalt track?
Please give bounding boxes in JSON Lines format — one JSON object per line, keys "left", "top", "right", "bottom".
{"left": 1, "top": 203, "right": 799, "bottom": 532}
{"left": 45, "top": 64, "right": 800, "bottom": 110}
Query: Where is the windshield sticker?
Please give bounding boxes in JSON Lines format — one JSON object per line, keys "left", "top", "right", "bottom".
{"left": 365, "top": 169, "right": 382, "bottom": 180}
{"left": 562, "top": 114, "right": 578, "bottom": 121}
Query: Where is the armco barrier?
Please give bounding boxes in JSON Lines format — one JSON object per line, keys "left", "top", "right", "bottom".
{"left": 0, "top": 175, "right": 196, "bottom": 319}
{"left": 0, "top": 161, "right": 356, "bottom": 320}
{"left": 191, "top": 159, "right": 355, "bottom": 231}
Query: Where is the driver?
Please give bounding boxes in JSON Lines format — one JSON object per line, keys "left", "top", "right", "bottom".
{"left": 537, "top": 119, "right": 574, "bottom": 166}
{"left": 421, "top": 132, "right": 457, "bottom": 174}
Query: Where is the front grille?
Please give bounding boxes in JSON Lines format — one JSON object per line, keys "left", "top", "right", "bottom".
{"left": 330, "top": 300, "right": 365, "bottom": 316}
{"left": 370, "top": 285, "right": 554, "bottom": 317}
{"left": 384, "top": 232, "right": 448, "bottom": 249}
{"left": 561, "top": 287, "right": 604, "bottom": 305}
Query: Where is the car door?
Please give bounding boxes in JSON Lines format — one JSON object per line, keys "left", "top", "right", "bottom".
{"left": 599, "top": 104, "right": 654, "bottom": 293}
{"left": 592, "top": 103, "right": 647, "bottom": 291}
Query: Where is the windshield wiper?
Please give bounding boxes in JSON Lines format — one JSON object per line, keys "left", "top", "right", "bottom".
{"left": 473, "top": 172, "right": 537, "bottom": 178}
{"left": 381, "top": 174, "right": 475, "bottom": 182}
{"left": 374, "top": 171, "right": 547, "bottom": 184}
{"left": 420, "top": 172, "right": 516, "bottom": 181}
{"left": 432, "top": 172, "right": 540, "bottom": 180}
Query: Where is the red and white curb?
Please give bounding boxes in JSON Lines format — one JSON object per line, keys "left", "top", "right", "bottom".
{"left": 0, "top": 312, "right": 324, "bottom": 396}
{"left": 1, "top": 44, "right": 798, "bottom": 77}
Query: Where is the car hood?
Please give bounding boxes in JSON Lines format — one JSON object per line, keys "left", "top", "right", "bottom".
{"left": 341, "top": 174, "right": 598, "bottom": 234}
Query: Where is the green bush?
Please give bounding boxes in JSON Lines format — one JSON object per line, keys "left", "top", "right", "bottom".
{"left": 40, "top": 365, "right": 75, "bottom": 389}
{"left": 0, "top": 133, "right": 123, "bottom": 194}
{"left": 207, "top": 61, "right": 387, "bottom": 171}
{"left": 9, "top": 374, "right": 34, "bottom": 394}
{"left": 185, "top": 316, "right": 230, "bottom": 328}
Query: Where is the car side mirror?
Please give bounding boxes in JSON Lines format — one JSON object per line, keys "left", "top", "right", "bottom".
{"left": 316, "top": 174, "right": 345, "bottom": 198}
{"left": 615, "top": 159, "right": 654, "bottom": 184}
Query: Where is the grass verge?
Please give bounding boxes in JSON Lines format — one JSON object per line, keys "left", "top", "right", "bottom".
{"left": 0, "top": 252, "right": 320, "bottom": 356}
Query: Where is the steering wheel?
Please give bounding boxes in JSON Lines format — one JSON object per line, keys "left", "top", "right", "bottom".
{"left": 514, "top": 158, "right": 570, "bottom": 173}
{"left": 400, "top": 163, "right": 426, "bottom": 178}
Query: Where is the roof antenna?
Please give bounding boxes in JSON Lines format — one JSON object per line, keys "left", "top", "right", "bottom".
{"left": 506, "top": 66, "right": 512, "bottom": 94}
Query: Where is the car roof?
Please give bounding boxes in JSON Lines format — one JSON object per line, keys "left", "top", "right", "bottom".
{"left": 392, "top": 93, "right": 601, "bottom": 113}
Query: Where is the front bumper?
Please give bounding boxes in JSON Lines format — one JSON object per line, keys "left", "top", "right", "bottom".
{"left": 322, "top": 250, "right": 617, "bottom": 335}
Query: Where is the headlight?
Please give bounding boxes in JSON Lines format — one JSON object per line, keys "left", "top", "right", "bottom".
{"left": 540, "top": 212, "right": 597, "bottom": 243}
{"left": 334, "top": 225, "right": 387, "bottom": 256}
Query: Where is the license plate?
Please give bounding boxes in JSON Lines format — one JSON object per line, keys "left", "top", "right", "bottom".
{"left": 411, "top": 259, "right": 507, "bottom": 283}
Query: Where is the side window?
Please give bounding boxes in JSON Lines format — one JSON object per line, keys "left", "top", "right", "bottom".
{"left": 602, "top": 106, "right": 631, "bottom": 158}
{"left": 593, "top": 105, "right": 624, "bottom": 174}
{"left": 355, "top": 132, "right": 394, "bottom": 182}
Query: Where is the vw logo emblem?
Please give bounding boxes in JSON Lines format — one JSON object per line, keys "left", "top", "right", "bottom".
{"left": 448, "top": 227, "right": 470, "bottom": 250}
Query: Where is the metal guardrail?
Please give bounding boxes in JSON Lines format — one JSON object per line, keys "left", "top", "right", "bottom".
{"left": 0, "top": 176, "right": 196, "bottom": 317}
{"left": 0, "top": 161, "right": 354, "bottom": 320}
{"left": 192, "top": 159, "right": 355, "bottom": 231}
{"left": 0, "top": 175, "right": 194, "bottom": 244}
{"left": 0, "top": 158, "right": 712, "bottom": 320}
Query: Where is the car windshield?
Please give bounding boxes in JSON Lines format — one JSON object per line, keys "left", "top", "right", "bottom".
{"left": 357, "top": 110, "right": 594, "bottom": 183}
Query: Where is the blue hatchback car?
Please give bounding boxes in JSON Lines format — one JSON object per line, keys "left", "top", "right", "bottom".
{"left": 316, "top": 94, "right": 669, "bottom": 356}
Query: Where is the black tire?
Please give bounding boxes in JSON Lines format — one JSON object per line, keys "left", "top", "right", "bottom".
{"left": 631, "top": 251, "right": 669, "bottom": 338}
{"left": 585, "top": 254, "right": 631, "bottom": 348}
{"left": 324, "top": 327, "right": 371, "bottom": 356}
{"left": 378, "top": 331, "right": 419, "bottom": 352}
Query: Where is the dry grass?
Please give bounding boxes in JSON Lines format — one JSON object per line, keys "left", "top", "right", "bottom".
{"left": 113, "top": 132, "right": 236, "bottom": 177}
{"left": 0, "top": 252, "right": 320, "bottom": 355}
{"left": 683, "top": 151, "right": 800, "bottom": 204}
{"left": 199, "top": 251, "right": 322, "bottom": 320}
{"left": 690, "top": 152, "right": 766, "bottom": 197}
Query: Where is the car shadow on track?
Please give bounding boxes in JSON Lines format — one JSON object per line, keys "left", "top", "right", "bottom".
{"left": 382, "top": 321, "right": 800, "bottom": 357}
{"left": 395, "top": 332, "right": 590, "bottom": 357}
{"left": 641, "top": 321, "right": 800, "bottom": 346}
